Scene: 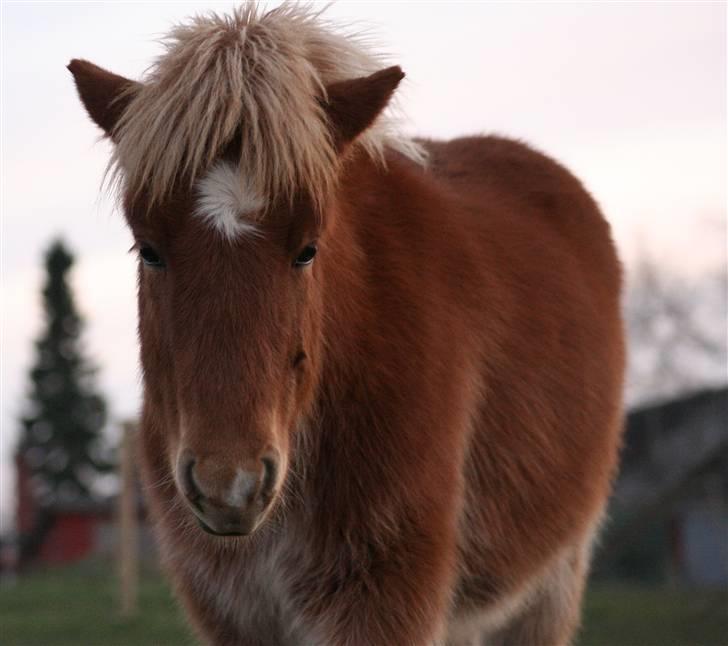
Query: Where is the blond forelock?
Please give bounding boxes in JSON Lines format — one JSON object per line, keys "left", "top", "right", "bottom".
{"left": 109, "top": 3, "right": 423, "bottom": 213}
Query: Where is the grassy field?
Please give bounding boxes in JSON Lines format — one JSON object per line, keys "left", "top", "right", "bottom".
{"left": 1, "top": 563, "right": 726, "bottom": 645}
{"left": 1, "top": 563, "right": 193, "bottom": 646}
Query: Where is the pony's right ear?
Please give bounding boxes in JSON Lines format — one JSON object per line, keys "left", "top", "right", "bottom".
{"left": 67, "top": 59, "right": 140, "bottom": 139}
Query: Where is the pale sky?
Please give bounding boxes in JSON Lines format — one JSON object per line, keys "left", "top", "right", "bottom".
{"left": 1, "top": 1, "right": 726, "bottom": 529}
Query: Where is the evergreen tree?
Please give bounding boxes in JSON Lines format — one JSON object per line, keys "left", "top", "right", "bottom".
{"left": 18, "top": 239, "right": 110, "bottom": 505}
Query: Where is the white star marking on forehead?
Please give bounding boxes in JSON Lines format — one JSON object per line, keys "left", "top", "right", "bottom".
{"left": 194, "top": 161, "right": 265, "bottom": 240}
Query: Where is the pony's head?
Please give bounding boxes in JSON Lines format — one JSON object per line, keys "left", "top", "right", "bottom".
{"left": 69, "top": 5, "right": 419, "bottom": 537}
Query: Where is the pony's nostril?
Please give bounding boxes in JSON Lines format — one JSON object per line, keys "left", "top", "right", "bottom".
{"left": 180, "top": 454, "right": 201, "bottom": 501}
{"left": 261, "top": 456, "right": 278, "bottom": 500}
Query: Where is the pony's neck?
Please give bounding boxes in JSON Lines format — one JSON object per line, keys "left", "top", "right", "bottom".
{"left": 304, "top": 145, "right": 433, "bottom": 447}
{"left": 319, "top": 149, "right": 417, "bottom": 387}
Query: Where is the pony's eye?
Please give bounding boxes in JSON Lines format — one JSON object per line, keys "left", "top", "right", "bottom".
{"left": 294, "top": 244, "right": 317, "bottom": 267}
{"left": 139, "top": 245, "right": 164, "bottom": 268}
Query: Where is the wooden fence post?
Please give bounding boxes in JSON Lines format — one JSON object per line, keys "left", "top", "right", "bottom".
{"left": 118, "top": 420, "right": 138, "bottom": 617}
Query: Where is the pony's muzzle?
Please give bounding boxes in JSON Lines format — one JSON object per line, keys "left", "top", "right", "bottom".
{"left": 177, "top": 450, "right": 279, "bottom": 536}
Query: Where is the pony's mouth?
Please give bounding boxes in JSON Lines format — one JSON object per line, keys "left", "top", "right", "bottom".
{"left": 190, "top": 507, "right": 264, "bottom": 537}
{"left": 184, "top": 489, "right": 278, "bottom": 538}
{"left": 185, "top": 498, "right": 267, "bottom": 537}
{"left": 195, "top": 516, "right": 249, "bottom": 537}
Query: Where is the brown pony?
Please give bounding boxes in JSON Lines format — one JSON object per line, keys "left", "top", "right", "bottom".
{"left": 69, "top": 5, "right": 624, "bottom": 645}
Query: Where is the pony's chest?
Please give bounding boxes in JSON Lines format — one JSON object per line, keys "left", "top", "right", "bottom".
{"left": 178, "top": 539, "right": 308, "bottom": 644}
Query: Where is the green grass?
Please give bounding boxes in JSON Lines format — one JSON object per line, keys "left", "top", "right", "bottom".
{"left": 0, "top": 562, "right": 193, "bottom": 646}
{"left": 1, "top": 563, "right": 726, "bottom": 645}
{"left": 578, "top": 584, "right": 728, "bottom": 646}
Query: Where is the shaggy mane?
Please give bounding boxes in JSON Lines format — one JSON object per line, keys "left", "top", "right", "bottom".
{"left": 110, "top": 3, "right": 424, "bottom": 211}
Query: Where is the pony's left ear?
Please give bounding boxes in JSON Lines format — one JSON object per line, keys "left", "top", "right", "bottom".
{"left": 323, "top": 65, "right": 404, "bottom": 151}
{"left": 67, "top": 59, "right": 140, "bottom": 139}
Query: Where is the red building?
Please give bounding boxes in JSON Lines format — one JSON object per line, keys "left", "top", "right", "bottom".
{"left": 15, "top": 455, "right": 150, "bottom": 567}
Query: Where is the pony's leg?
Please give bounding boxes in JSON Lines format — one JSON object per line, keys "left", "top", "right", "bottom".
{"left": 296, "top": 526, "right": 458, "bottom": 646}
{"left": 302, "top": 561, "right": 454, "bottom": 646}
{"left": 485, "top": 535, "right": 594, "bottom": 646}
